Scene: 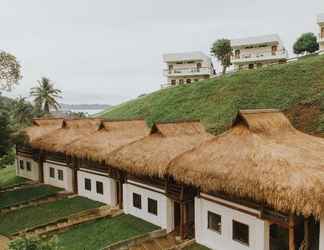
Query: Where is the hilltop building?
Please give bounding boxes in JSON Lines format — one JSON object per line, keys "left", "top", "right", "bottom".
{"left": 162, "top": 52, "right": 215, "bottom": 88}
{"left": 318, "top": 14, "right": 324, "bottom": 53}
{"left": 231, "top": 34, "right": 288, "bottom": 71}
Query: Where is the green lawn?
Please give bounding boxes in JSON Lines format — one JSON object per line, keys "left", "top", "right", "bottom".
{"left": 55, "top": 214, "right": 159, "bottom": 250}
{"left": 0, "top": 167, "right": 27, "bottom": 189}
{"left": 100, "top": 55, "right": 324, "bottom": 137}
{"left": 184, "top": 243, "right": 211, "bottom": 250}
{"left": 0, "top": 185, "right": 62, "bottom": 209}
{"left": 0, "top": 196, "right": 103, "bottom": 235}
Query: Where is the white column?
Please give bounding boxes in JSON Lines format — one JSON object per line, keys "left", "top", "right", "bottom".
{"left": 320, "top": 218, "right": 324, "bottom": 250}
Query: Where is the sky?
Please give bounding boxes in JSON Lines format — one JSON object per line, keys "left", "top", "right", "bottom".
{"left": 1, "top": 0, "right": 323, "bottom": 105}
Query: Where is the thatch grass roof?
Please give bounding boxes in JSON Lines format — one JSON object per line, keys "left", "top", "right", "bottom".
{"left": 31, "top": 118, "right": 103, "bottom": 153}
{"left": 167, "top": 110, "right": 324, "bottom": 218}
{"left": 65, "top": 120, "right": 151, "bottom": 161}
{"left": 22, "top": 118, "right": 64, "bottom": 145}
{"left": 106, "top": 121, "right": 213, "bottom": 177}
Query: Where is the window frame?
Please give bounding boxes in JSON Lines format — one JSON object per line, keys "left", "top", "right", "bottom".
{"left": 207, "top": 211, "right": 222, "bottom": 234}
{"left": 147, "top": 198, "right": 158, "bottom": 215}
{"left": 57, "top": 169, "right": 64, "bottom": 181}
{"left": 26, "top": 161, "right": 32, "bottom": 172}
{"left": 19, "top": 160, "right": 24, "bottom": 170}
{"left": 84, "top": 178, "right": 92, "bottom": 191}
{"left": 49, "top": 167, "right": 55, "bottom": 178}
{"left": 96, "top": 181, "right": 104, "bottom": 195}
{"left": 232, "top": 220, "right": 250, "bottom": 246}
{"left": 133, "top": 193, "right": 142, "bottom": 209}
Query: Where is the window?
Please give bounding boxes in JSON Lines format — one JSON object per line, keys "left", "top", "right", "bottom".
{"left": 233, "top": 220, "right": 249, "bottom": 246}
{"left": 208, "top": 211, "right": 222, "bottom": 233}
{"left": 234, "top": 49, "right": 240, "bottom": 59}
{"left": 148, "top": 198, "right": 158, "bottom": 215}
{"left": 248, "top": 64, "right": 254, "bottom": 69}
{"left": 171, "top": 79, "right": 176, "bottom": 85}
{"left": 271, "top": 45, "right": 278, "bottom": 55}
{"left": 19, "top": 160, "right": 24, "bottom": 170}
{"left": 85, "top": 178, "right": 91, "bottom": 191}
{"left": 96, "top": 181, "right": 104, "bottom": 195}
{"left": 26, "top": 162, "right": 32, "bottom": 172}
{"left": 186, "top": 79, "right": 191, "bottom": 84}
{"left": 58, "top": 169, "right": 64, "bottom": 181}
{"left": 179, "top": 79, "right": 184, "bottom": 85}
{"left": 49, "top": 167, "right": 55, "bottom": 178}
{"left": 133, "top": 193, "right": 142, "bottom": 209}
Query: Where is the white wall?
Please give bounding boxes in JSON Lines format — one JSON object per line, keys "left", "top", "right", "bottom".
{"left": 43, "top": 161, "right": 73, "bottom": 192}
{"left": 123, "top": 180, "right": 174, "bottom": 232}
{"left": 77, "top": 169, "right": 117, "bottom": 206}
{"left": 195, "top": 194, "right": 269, "bottom": 250}
{"left": 16, "top": 155, "right": 39, "bottom": 181}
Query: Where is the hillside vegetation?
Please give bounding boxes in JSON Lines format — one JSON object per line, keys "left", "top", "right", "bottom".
{"left": 101, "top": 55, "right": 324, "bottom": 136}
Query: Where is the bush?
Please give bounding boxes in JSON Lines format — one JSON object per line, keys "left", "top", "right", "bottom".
{"left": 9, "top": 236, "right": 61, "bottom": 250}
{"left": 0, "top": 149, "right": 15, "bottom": 168}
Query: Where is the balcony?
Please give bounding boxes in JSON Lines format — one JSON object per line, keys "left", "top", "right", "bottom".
{"left": 231, "top": 50, "right": 288, "bottom": 64}
{"left": 163, "top": 67, "right": 212, "bottom": 77}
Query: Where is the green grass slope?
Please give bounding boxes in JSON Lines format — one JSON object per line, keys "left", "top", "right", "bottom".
{"left": 101, "top": 55, "right": 324, "bottom": 136}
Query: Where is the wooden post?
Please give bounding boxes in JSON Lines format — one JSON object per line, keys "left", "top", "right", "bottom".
{"left": 304, "top": 218, "right": 309, "bottom": 250}
{"left": 118, "top": 180, "right": 123, "bottom": 209}
{"left": 180, "top": 202, "right": 185, "bottom": 240}
{"left": 289, "top": 214, "right": 295, "bottom": 250}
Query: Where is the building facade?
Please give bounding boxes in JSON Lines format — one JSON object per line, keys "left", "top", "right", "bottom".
{"left": 231, "top": 34, "right": 288, "bottom": 71}
{"left": 162, "top": 52, "right": 215, "bottom": 88}
{"left": 318, "top": 14, "right": 324, "bottom": 53}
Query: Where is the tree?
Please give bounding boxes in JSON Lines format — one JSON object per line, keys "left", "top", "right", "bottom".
{"left": 30, "top": 77, "right": 62, "bottom": 114}
{"left": 293, "top": 33, "right": 319, "bottom": 55}
{"left": 0, "top": 51, "right": 22, "bottom": 91}
{"left": 11, "top": 97, "right": 35, "bottom": 128}
{"left": 211, "top": 39, "right": 232, "bottom": 75}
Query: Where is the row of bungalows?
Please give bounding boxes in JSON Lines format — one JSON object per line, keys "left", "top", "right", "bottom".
{"left": 16, "top": 110, "right": 324, "bottom": 250}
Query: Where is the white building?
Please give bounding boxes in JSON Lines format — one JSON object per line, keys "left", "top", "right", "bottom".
{"left": 318, "top": 14, "right": 324, "bottom": 53}
{"left": 16, "top": 155, "right": 39, "bottom": 182}
{"left": 162, "top": 51, "right": 215, "bottom": 88}
{"left": 231, "top": 34, "right": 288, "bottom": 70}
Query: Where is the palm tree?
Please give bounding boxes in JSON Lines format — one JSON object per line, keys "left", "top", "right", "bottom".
{"left": 30, "top": 77, "right": 62, "bottom": 113}
{"left": 11, "top": 97, "right": 34, "bottom": 127}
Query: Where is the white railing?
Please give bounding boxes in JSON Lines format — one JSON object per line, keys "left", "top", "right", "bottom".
{"left": 163, "top": 67, "right": 212, "bottom": 76}
{"left": 232, "top": 50, "right": 288, "bottom": 63}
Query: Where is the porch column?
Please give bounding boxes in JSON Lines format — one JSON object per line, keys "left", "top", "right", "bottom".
{"left": 304, "top": 218, "right": 309, "bottom": 250}
{"left": 118, "top": 180, "right": 123, "bottom": 209}
{"left": 180, "top": 202, "right": 186, "bottom": 240}
{"left": 289, "top": 214, "right": 295, "bottom": 250}
{"left": 38, "top": 155, "right": 44, "bottom": 183}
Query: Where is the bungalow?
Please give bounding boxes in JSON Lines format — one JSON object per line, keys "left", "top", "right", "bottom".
{"left": 168, "top": 110, "right": 324, "bottom": 250}
{"left": 16, "top": 118, "right": 64, "bottom": 182}
{"left": 105, "top": 121, "right": 213, "bottom": 235}
{"left": 31, "top": 118, "right": 103, "bottom": 192}
{"left": 64, "top": 120, "right": 151, "bottom": 206}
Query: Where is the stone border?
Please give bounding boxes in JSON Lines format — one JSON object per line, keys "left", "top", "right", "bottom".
{"left": 102, "top": 229, "right": 166, "bottom": 250}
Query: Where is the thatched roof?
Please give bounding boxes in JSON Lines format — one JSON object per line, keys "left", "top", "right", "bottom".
{"left": 168, "top": 110, "right": 324, "bottom": 218}
{"left": 106, "top": 121, "right": 213, "bottom": 177}
{"left": 22, "top": 118, "right": 64, "bottom": 145}
{"left": 31, "top": 118, "right": 103, "bottom": 153}
{"left": 65, "top": 120, "right": 151, "bottom": 161}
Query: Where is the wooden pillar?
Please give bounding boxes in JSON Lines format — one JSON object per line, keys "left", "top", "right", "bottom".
{"left": 180, "top": 202, "right": 185, "bottom": 240}
{"left": 118, "top": 180, "right": 123, "bottom": 209}
{"left": 289, "top": 214, "right": 295, "bottom": 250}
{"left": 38, "top": 152, "right": 44, "bottom": 183}
{"left": 304, "top": 218, "right": 309, "bottom": 250}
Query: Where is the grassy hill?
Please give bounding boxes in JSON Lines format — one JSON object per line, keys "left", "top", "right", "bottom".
{"left": 101, "top": 55, "right": 324, "bottom": 136}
